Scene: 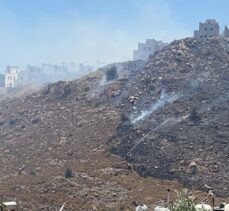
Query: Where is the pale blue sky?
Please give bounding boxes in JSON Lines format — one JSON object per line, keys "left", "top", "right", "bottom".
{"left": 0, "top": 0, "right": 228, "bottom": 72}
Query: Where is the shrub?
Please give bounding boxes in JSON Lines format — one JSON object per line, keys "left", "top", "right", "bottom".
{"left": 166, "top": 190, "right": 196, "bottom": 211}
{"left": 84, "top": 86, "right": 90, "bottom": 92}
{"left": 120, "top": 113, "right": 128, "bottom": 122}
{"left": 94, "top": 99, "right": 102, "bottom": 107}
{"left": 106, "top": 66, "right": 118, "bottom": 82}
{"left": 143, "top": 77, "right": 151, "bottom": 85}
{"left": 65, "top": 168, "right": 73, "bottom": 178}
{"left": 189, "top": 108, "right": 201, "bottom": 122}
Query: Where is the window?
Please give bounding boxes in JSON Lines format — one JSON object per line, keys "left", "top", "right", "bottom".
{"left": 210, "top": 27, "right": 213, "bottom": 31}
{"left": 204, "top": 35, "right": 207, "bottom": 38}
{"left": 205, "top": 27, "right": 207, "bottom": 31}
{"left": 200, "top": 35, "right": 203, "bottom": 38}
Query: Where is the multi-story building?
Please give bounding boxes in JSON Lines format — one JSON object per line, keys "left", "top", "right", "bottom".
{"left": 194, "top": 19, "right": 220, "bottom": 40}
{"left": 4, "top": 66, "right": 21, "bottom": 88}
{"left": 133, "top": 39, "right": 167, "bottom": 61}
{"left": 194, "top": 19, "right": 229, "bottom": 40}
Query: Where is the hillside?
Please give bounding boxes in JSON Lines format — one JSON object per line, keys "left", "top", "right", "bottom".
{"left": 0, "top": 85, "right": 43, "bottom": 102}
{"left": 0, "top": 37, "right": 228, "bottom": 210}
{"left": 109, "top": 37, "right": 229, "bottom": 196}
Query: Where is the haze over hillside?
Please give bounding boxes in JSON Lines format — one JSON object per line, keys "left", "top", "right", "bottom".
{"left": 1, "top": 0, "right": 228, "bottom": 71}
{"left": 0, "top": 1, "right": 229, "bottom": 210}
{"left": 110, "top": 37, "right": 229, "bottom": 196}
{"left": 0, "top": 36, "right": 228, "bottom": 210}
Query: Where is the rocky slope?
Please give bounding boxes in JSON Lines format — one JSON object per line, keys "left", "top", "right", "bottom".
{"left": 0, "top": 62, "right": 181, "bottom": 211}
{"left": 0, "top": 37, "right": 228, "bottom": 210}
{"left": 109, "top": 37, "right": 229, "bottom": 196}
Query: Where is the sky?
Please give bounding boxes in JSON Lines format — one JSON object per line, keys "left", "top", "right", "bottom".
{"left": 0, "top": 0, "right": 228, "bottom": 72}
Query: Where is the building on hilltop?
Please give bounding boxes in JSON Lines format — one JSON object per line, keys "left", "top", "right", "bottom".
{"left": 194, "top": 19, "right": 229, "bottom": 40}
{"left": 194, "top": 19, "right": 220, "bottom": 40}
{"left": 133, "top": 39, "right": 167, "bottom": 61}
{"left": 223, "top": 26, "right": 229, "bottom": 38}
{"left": 4, "top": 66, "right": 22, "bottom": 88}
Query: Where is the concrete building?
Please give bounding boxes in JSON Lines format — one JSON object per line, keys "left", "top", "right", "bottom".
{"left": 5, "top": 66, "right": 21, "bottom": 88}
{"left": 223, "top": 26, "right": 229, "bottom": 38}
{"left": 194, "top": 19, "right": 220, "bottom": 40}
{"left": 133, "top": 39, "right": 167, "bottom": 61}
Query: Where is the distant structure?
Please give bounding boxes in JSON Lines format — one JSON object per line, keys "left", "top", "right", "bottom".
{"left": 194, "top": 19, "right": 220, "bottom": 40}
{"left": 194, "top": 19, "right": 229, "bottom": 40}
{"left": 0, "top": 74, "right": 4, "bottom": 87}
{"left": 5, "top": 66, "right": 21, "bottom": 88}
{"left": 6, "top": 62, "right": 97, "bottom": 87}
{"left": 133, "top": 39, "right": 167, "bottom": 61}
{"left": 223, "top": 26, "right": 229, "bottom": 38}
{"left": 79, "top": 63, "right": 94, "bottom": 74}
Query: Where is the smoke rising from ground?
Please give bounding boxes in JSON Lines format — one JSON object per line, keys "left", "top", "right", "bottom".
{"left": 131, "top": 90, "right": 180, "bottom": 124}
{"left": 126, "top": 115, "right": 188, "bottom": 158}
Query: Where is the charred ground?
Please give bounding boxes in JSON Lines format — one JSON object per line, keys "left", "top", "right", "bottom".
{"left": 0, "top": 37, "right": 228, "bottom": 210}
{"left": 109, "top": 37, "right": 229, "bottom": 197}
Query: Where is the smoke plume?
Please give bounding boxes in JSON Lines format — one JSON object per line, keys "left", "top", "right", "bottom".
{"left": 131, "top": 90, "right": 180, "bottom": 124}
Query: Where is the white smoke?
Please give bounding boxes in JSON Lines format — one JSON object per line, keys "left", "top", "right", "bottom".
{"left": 158, "top": 114, "right": 189, "bottom": 127}
{"left": 131, "top": 90, "right": 180, "bottom": 124}
{"left": 126, "top": 115, "right": 188, "bottom": 158}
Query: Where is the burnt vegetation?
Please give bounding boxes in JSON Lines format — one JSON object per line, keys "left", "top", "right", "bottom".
{"left": 0, "top": 37, "right": 228, "bottom": 210}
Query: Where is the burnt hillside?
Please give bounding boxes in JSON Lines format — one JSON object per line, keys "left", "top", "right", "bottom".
{"left": 0, "top": 37, "right": 228, "bottom": 209}
{"left": 110, "top": 37, "right": 229, "bottom": 196}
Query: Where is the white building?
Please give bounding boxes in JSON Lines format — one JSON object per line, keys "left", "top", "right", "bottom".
{"left": 133, "top": 39, "right": 167, "bottom": 61}
{"left": 5, "top": 66, "right": 21, "bottom": 88}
